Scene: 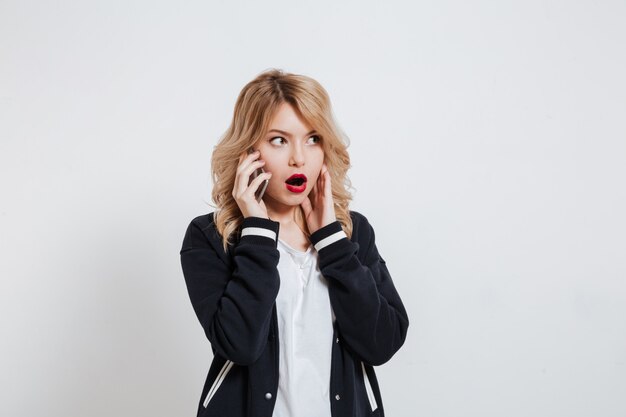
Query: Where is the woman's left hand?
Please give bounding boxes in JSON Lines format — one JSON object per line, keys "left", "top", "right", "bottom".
{"left": 300, "top": 163, "right": 337, "bottom": 234}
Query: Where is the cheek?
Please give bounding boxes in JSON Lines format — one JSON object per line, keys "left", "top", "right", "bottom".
{"left": 307, "top": 172, "right": 320, "bottom": 185}
{"left": 260, "top": 154, "right": 283, "bottom": 174}
{"left": 312, "top": 149, "right": 325, "bottom": 169}
{"left": 308, "top": 155, "right": 324, "bottom": 181}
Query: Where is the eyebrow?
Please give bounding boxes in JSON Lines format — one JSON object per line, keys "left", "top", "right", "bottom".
{"left": 267, "top": 129, "right": 318, "bottom": 137}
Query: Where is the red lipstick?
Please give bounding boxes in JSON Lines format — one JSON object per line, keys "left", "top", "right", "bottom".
{"left": 285, "top": 174, "right": 307, "bottom": 193}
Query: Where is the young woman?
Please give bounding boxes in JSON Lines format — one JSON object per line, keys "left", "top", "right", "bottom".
{"left": 180, "top": 68, "right": 409, "bottom": 417}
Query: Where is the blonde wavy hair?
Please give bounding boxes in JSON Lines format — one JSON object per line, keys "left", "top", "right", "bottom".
{"left": 211, "top": 68, "right": 353, "bottom": 251}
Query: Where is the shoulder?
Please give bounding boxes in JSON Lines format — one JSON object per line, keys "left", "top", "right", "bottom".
{"left": 181, "top": 211, "right": 224, "bottom": 252}
{"left": 346, "top": 210, "right": 385, "bottom": 263}
{"left": 187, "top": 211, "right": 219, "bottom": 238}
{"left": 188, "top": 211, "right": 217, "bottom": 230}
{"left": 349, "top": 210, "right": 369, "bottom": 228}
{"left": 348, "top": 210, "right": 377, "bottom": 244}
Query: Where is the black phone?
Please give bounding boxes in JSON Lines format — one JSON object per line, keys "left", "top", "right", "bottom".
{"left": 248, "top": 148, "right": 269, "bottom": 202}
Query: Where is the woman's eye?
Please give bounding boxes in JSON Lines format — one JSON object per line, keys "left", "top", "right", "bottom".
{"left": 269, "top": 137, "right": 287, "bottom": 145}
{"left": 307, "top": 135, "right": 321, "bottom": 144}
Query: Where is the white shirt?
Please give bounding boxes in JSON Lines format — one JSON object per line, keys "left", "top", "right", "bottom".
{"left": 272, "top": 239, "right": 335, "bottom": 417}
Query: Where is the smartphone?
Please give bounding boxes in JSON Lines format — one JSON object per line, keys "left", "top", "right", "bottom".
{"left": 248, "top": 148, "right": 269, "bottom": 202}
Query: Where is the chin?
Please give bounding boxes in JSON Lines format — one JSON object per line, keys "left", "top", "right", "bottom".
{"left": 264, "top": 190, "right": 311, "bottom": 207}
{"left": 283, "top": 194, "right": 310, "bottom": 206}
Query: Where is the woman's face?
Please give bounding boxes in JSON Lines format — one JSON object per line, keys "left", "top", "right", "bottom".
{"left": 254, "top": 102, "right": 325, "bottom": 212}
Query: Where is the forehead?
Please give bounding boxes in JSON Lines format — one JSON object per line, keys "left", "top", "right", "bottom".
{"left": 267, "top": 102, "right": 314, "bottom": 134}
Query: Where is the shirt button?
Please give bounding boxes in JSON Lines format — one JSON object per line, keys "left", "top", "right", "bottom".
{"left": 335, "top": 394, "right": 341, "bottom": 400}
{"left": 336, "top": 337, "right": 339, "bottom": 343}
{"left": 265, "top": 393, "right": 272, "bottom": 400}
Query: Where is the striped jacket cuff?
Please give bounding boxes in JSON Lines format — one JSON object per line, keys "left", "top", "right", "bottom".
{"left": 240, "top": 217, "right": 280, "bottom": 247}
{"left": 310, "top": 221, "right": 348, "bottom": 252}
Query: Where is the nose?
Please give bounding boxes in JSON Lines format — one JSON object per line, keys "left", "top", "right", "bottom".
{"left": 289, "top": 142, "right": 305, "bottom": 167}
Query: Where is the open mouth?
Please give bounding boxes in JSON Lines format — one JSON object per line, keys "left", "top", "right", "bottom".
{"left": 285, "top": 174, "right": 307, "bottom": 186}
{"left": 285, "top": 174, "right": 307, "bottom": 193}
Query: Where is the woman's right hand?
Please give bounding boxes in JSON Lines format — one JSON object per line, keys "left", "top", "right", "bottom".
{"left": 232, "top": 150, "right": 272, "bottom": 219}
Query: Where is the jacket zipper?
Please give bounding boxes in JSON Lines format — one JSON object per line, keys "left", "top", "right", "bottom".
{"left": 361, "top": 361, "right": 378, "bottom": 412}
{"left": 203, "top": 359, "right": 234, "bottom": 408}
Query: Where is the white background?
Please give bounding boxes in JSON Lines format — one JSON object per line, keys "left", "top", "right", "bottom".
{"left": 1, "top": 1, "right": 625, "bottom": 416}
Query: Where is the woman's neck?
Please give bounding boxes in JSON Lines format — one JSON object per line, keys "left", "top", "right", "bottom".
{"left": 266, "top": 203, "right": 307, "bottom": 233}
{"left": 266, "top": 205, "right": 310, "bottom": 250}
{"left": 267, "top": 205, "right": 296, "bottom": 225}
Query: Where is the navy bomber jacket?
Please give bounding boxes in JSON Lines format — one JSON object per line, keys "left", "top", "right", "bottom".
{"left": 179, "top": 210, "right": 409, "bottom": 417}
